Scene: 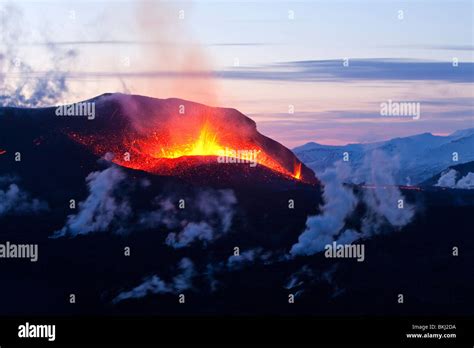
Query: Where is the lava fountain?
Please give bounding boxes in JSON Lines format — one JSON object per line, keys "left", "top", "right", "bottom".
{"left": 64, "top": 94, "right": 317, "bottom": 184}
{"left": 151, "top": 122, "right": 225, "bottom": 159}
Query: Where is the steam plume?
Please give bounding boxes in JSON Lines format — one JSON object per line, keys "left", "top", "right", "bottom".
{"left": 0, "top": 4, "right": 77, "bottom": 107}
{"left": 436, "top": 169, "right": 474, "bottom": 189}
{"left": 52, "top": 166, "right": 131, "bottom": 238}
{"left": 113, "top": 257, "right": 195, "bottom": 303}
{"left": 0, "top": 176, "right": 49, "bottom": 216}
{"left": 290, "top": 162, "right": 357, "bottom": 256}
{"left": 291, "top": 151, "right": 415, "bottom": 257}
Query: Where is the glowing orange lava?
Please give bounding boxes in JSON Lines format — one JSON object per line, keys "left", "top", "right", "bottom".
{"left": 115, "top": 119, "right": 299, "bottom": 179}
{"left": 66, "top": 110, "right": 314, "bottom": 183}
{"left": 293, "top": 162, "right": 302, "bottom": 180}
{"left": 154, "top": 122, "right": 225, "bottom": 159}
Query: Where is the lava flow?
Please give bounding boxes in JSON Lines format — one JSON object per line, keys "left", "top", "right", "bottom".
{"left": 152, "top": 122, "right": 225, "bottom": 159}
{"left": 114, "top": 119, "right": 300, "bottom": 180}
{"left": 293, "top": 162, "right": 302, "bottom": 180}
{"left": 64, "top": 94, "right": 317, "bottom": 184}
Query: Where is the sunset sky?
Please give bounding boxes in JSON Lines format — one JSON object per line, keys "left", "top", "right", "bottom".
{"left": 1, "top": 0, "right": 473, "bottom": 146}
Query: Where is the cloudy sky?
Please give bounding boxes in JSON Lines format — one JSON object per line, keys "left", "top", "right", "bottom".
{"left": 1, "top": 0, "right": 473, "bottom": 146}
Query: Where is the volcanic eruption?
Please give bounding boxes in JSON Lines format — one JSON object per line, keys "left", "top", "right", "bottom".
{"left": 1, "top": 93, "right": 317, "bottom": 185}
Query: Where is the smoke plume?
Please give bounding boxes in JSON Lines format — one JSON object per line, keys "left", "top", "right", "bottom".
{"left": 134, "top": 1, "right": 218, "bottom": 105}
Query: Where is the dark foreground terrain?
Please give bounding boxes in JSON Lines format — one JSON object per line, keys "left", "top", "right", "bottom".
{"left": 1, "top": 103, "right": 473, "bottom": 316}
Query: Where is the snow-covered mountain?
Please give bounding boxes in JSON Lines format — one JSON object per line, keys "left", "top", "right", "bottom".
{"left": 293, "top": 128, "right": 474, "bottom": 185}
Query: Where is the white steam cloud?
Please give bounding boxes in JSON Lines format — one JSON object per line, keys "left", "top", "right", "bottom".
{"left": 435, "top": 169, "right": 474, "bottom": 189}
{"left": 52, "top": 164, "right": 237, "bottom": 245}
{"left": 163, "top": 189, "right": 237, "bottom": 249}
{"left": 435, "top": 169, "right": 457, "bottom": 188}
{"left": 113, "top": 257, "right": 195, "bottom": 303}
{"left": 0, "top": 176, "right": 49, "bottom": 216}
{"left": 52, "top": 166, "right": 131, "bottom": 238}
{"left": 291, "top": 151, "right": 415, "bottom": 257}
{"left": 0, "top": 4, "right": 77, "bottom": 107}
{"left": 226, "top": 248, "right": 272, "bottom": 270}
{"left": 359, "top": 151, "right": 415, "bottom": 234}
{"left": 290, "top": 162, "right": 357, "bottom": 256}
{"left": 457, "top": 173, "right": 474, "bottom": 189}
{"left": 166, "top": 222, "right": 214, "bottom": 248}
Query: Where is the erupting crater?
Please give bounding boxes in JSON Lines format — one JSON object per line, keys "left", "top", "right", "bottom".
{"left": 61, "top": 94, "right": 317, "bottom": 184}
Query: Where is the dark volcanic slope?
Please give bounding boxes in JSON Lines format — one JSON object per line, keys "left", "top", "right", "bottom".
{"left": 0, "top": 93, "right": 317, "bottom": 185}
{"left": 0, "top": 102, "right": 324, "bottom": 314}
{"left": 1, "top": 96, "right": 474, "bottom": 317}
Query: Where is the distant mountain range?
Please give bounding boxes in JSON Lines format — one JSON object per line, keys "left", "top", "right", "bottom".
{"left": 293, "top": 128, "right": 474, "bottom": 185}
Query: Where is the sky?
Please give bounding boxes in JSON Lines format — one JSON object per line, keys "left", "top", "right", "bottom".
{"left": 0, "top": 0, "right": 473, "bottom": 147}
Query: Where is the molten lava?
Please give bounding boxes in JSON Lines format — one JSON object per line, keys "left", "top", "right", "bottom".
{"left": 70, "top": 119, "right": 304, "bottom": 181}
{"left": 293, "top": 162, "right": 302, "bottom": 180}
{"left": 154, "top": 122, "right": 224, "bottom": 159}
{"left": 117, "top": 119, "right": 299, "bottom": 179}
{"left": 63, "top": 94, "right": 317, "bottom": 184}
